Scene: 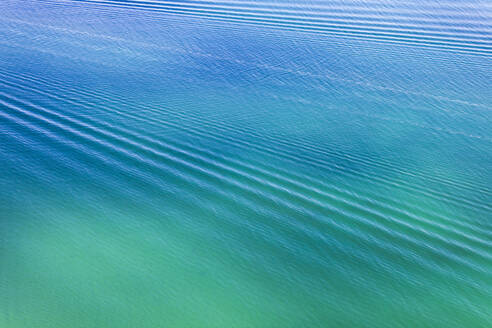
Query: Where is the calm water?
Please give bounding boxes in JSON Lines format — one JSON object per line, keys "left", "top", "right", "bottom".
{"left": 1, "top": 0, "right": 491, "bottom": 327}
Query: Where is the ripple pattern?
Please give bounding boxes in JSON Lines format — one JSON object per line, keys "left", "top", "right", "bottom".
{"left": 1, "top": 0, "right": 491, "bottom": 327}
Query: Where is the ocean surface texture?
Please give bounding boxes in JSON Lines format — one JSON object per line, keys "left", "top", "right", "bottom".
{"left": 1, "top": 1, "right": 491, "bottom": 327}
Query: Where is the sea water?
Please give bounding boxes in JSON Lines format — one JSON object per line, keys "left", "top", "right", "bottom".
{"left": 0, "top": 1, "right": 491, "bottom": 327}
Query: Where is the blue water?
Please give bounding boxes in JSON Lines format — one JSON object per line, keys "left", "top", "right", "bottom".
{"left": 1, "top": 0, "right": 491, "bottom": 327}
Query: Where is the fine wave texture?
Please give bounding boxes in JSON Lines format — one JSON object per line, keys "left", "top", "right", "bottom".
{"left": 0, "top": 0, "right": 491, "bottom": 327}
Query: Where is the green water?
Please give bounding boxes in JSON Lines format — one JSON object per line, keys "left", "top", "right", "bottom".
{"left": 1, "top": 0, "right": 491, "bottom": 327}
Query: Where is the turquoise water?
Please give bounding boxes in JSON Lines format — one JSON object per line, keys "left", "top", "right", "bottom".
{"left": 1, "top": 0, "right": 491, "bottom": 327}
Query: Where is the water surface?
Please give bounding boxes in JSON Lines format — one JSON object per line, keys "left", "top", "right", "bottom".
{"left": 1, "top": 0, "right": 491, "bottom": 327}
